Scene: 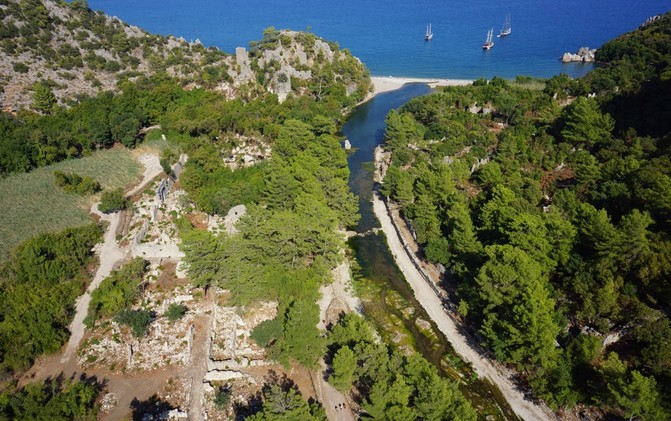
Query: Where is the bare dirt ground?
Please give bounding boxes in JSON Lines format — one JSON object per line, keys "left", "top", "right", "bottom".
{"left": 371, "top": 191, "right": 558, "bottom": 421}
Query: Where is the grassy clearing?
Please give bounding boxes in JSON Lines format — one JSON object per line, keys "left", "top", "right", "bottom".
{"left": 509, "top": 78, "right": 546, "bottom": 91}
{"left": 0, "top": 146, "right": 142, "bottom": 261}
{"left": 139, "top": 129, "right": 170, "bottom": 151}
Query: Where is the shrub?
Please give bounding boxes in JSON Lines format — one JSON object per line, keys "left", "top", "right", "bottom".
{"left": 99, "top": 188, "right": 130, "bottom": 213}
{"left": 53, "top": 170, "right": 101, "bottom": 195}
{"left": 250, "top": 318, "right": 282, "bottom": 347}
{"left": 13, "top": 62, "right": 29, "bottom": 73}
{"left": 213, "top": 386, "right": 231, "bottom": 409}
{"left": 86, "top": 257, "right": 147, "bottom": 325}
{"left": 115, "top": 308, "right": 154, "bottom": 337}
{"left": 165, "top": 303, "right": 187, "bottom": 323}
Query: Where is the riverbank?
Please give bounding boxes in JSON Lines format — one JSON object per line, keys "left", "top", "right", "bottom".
{"left": 371, "top": 192, "right": 557, "bottom": 421}
{"left": 371, "top": 147, "right": 556, "bottom": 420}
{"left": 371, "top": 76, "right": 472, "bottom": 95}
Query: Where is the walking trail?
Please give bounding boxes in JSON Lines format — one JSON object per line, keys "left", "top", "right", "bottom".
{"left": 314, "top": 260, "right": 361, "bottom": 421}
{"left": 371, "top": 192, "right": 557, "bottom": 421}
{"left": 61, "top": 153, "right": 163, "bottom": 365}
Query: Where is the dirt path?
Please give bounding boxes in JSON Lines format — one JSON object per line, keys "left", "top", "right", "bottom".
{"left": 102, "top": 368, "right": 176, "bottom": 421}
{"left": 60, "top": 209, "right": 126, "bottom": 364}
{"left": 318, "top": 260, "right": 362, "bottom": 326}
{"left": 319, "top": 367, "right": 355, "bottom": 421}
{"left": 371, "top": 192, "right": 557, "bottom": 421}
{"left": 61, "top": 153, "right": 163, "bottom": 365}
{"left": 314, "top": 260, "right": 360, "bottom": 420}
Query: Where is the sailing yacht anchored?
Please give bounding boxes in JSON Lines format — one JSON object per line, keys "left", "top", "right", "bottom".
{"left": 425, "top": 23, "right": 433, "bottom": 41}
{"left": 498, "top": 14, "right": 511, "bottom": 37}
{"left": 482, "top": 28, "right": 494, "bottom": 49}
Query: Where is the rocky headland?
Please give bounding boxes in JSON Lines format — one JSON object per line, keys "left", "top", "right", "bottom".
{"left": 561, "top": 46, "right": 597, "bottom": 63}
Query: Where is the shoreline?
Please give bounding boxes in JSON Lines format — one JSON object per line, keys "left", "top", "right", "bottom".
{"left": 370, "top": 76, "right": 473, "bottom": 95}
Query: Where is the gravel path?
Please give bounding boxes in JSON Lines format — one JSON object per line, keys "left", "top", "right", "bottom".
{"left": 61, "top": 153, "right": 163, "bottom": 365}
{"left": 60, "top": 206, "right": 126, "bottom": 364}
{"left": 371, "top": 192, "right": 557, "bottom": 421}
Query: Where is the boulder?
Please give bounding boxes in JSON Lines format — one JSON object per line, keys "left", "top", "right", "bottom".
{"left": 561, "top": 47, "right": 596, "bottom": 63}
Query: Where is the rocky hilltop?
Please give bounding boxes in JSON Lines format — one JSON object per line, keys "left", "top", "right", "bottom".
{"left": 0, "top": 0, "right": 369, "bottom": 111}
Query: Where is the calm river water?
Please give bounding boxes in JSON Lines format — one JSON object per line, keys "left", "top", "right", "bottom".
{"left": 342, "top": 84, "right": 518, "bottom": 420}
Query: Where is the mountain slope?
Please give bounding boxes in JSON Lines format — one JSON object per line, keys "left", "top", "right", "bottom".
{"left": 0, "top": 0, "right": 370, "bottom": 111}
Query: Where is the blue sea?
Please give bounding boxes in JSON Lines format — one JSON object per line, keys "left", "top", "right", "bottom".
{"left": 89, "top": 0, "right": 669, "bottom": 80}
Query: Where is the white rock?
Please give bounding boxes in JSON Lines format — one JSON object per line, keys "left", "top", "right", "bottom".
{"left": 204, "top": 370, "right": 246, "bottom": 382}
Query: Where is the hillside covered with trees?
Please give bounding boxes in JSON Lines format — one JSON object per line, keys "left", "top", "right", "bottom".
{"left": 379, "top": 13, "right": 671, "bottom": 420}
{"left": 0, "top": 1, "right": 376, "bottom": 417}
{"left": 0, "top": 0, "right": 370, "bottom": 175}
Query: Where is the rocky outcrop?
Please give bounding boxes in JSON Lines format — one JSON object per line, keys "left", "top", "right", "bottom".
{"left": 232, "top": 30, "right": 370, "bottom": 103}
{"left": 561, "top": 47, "right": 596, "bottom": 63}
{"left": 0, "top": 0, "right": 234, "bottom": 110}
{"left": 0, "top": 1, "right": 370, "bottom": 111}
{"left": 640, "top": 15, "right": 661, "bottom": 28}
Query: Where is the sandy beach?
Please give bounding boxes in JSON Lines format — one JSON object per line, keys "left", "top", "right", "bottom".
{"left": 371, "top": 76, "right": 473, "bottom": 95}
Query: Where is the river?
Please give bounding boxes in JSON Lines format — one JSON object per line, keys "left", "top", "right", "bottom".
{"left": 342, "top": 84, "right": 519, "bottom": 420}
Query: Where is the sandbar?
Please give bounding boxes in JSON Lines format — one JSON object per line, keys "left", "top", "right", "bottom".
{"left": 371, "top": 76, "right": 473, "bottom": 95}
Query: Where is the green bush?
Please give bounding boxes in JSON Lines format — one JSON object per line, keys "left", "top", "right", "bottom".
{"left": 86, "top": 257, "right": 147, "bottom": 325}
{"left": 98, "top": 188, "right": 130, "bottom": 213}
{"left": 115, "top": 308, "right": 153, "bottom": 337}
{"left": 213, "top": 386, "right": 231, "bottom": 409}
{"left": 12, "top": 62, "right": 29, "bottom": 73}
{"left": 53, "top": 170, "right": 101, "bottom": 195}
{"left": 165, "top": 303, "right": 187, "bottom": 323}
{"left": 32, "top": 81, "right": 57, "bottom": 114}
{"left": 250, "top": 318, "right": 282, "bottom": 348}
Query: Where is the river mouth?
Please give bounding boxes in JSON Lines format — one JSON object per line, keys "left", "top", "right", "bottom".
{"left": 343, "top": 84, "right": 519, "bottom": 420}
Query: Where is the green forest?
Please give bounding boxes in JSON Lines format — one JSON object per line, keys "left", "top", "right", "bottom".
{"left": 0, "top": 24, "right": 370, "bottom": 176}
{"left": 327, "top": 313, "right": 476, "bottom": 420}
{"left": 380, "top": 13, "right": 671, "bottom": 419}
{"left": 0, "top": 7, "right": 377, "bottom": 416}
{"left": 2, "top": 0, "right": 671, "bottom": 418}
{"left": 0, "top": 224, "right": 102, "bottom": 376}
{"left": 0, "top": 378, "right": 100, "bottom": 420}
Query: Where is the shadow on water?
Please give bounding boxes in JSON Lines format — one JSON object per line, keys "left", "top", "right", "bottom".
{"left": 343, "top": 84, "right": 519, "bottom": 420}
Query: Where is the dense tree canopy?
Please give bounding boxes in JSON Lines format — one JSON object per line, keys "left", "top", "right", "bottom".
{"left": 327, "top": 313, "right": 476, "bottom": 421}
{"left": 0, "top": 378, "right": 100, "bottom": 420}
{"left": 177, "top": 34, "right": 365, "bottom": 369}
{"left": 0, "top": 224, "right": 102, "bottom": 376}
{"left": 379, "top": 13, "right": 671, "bottom": 417}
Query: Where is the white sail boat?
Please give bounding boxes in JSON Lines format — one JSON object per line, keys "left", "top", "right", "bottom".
{"left": 498, "top": 14, "right": 511, "bottom": 37}
{"left": 482, "top": 28, "right": 494, "bottom": 50}
{"left": 425, "top": 23, "right": 433, "bottom": 41}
